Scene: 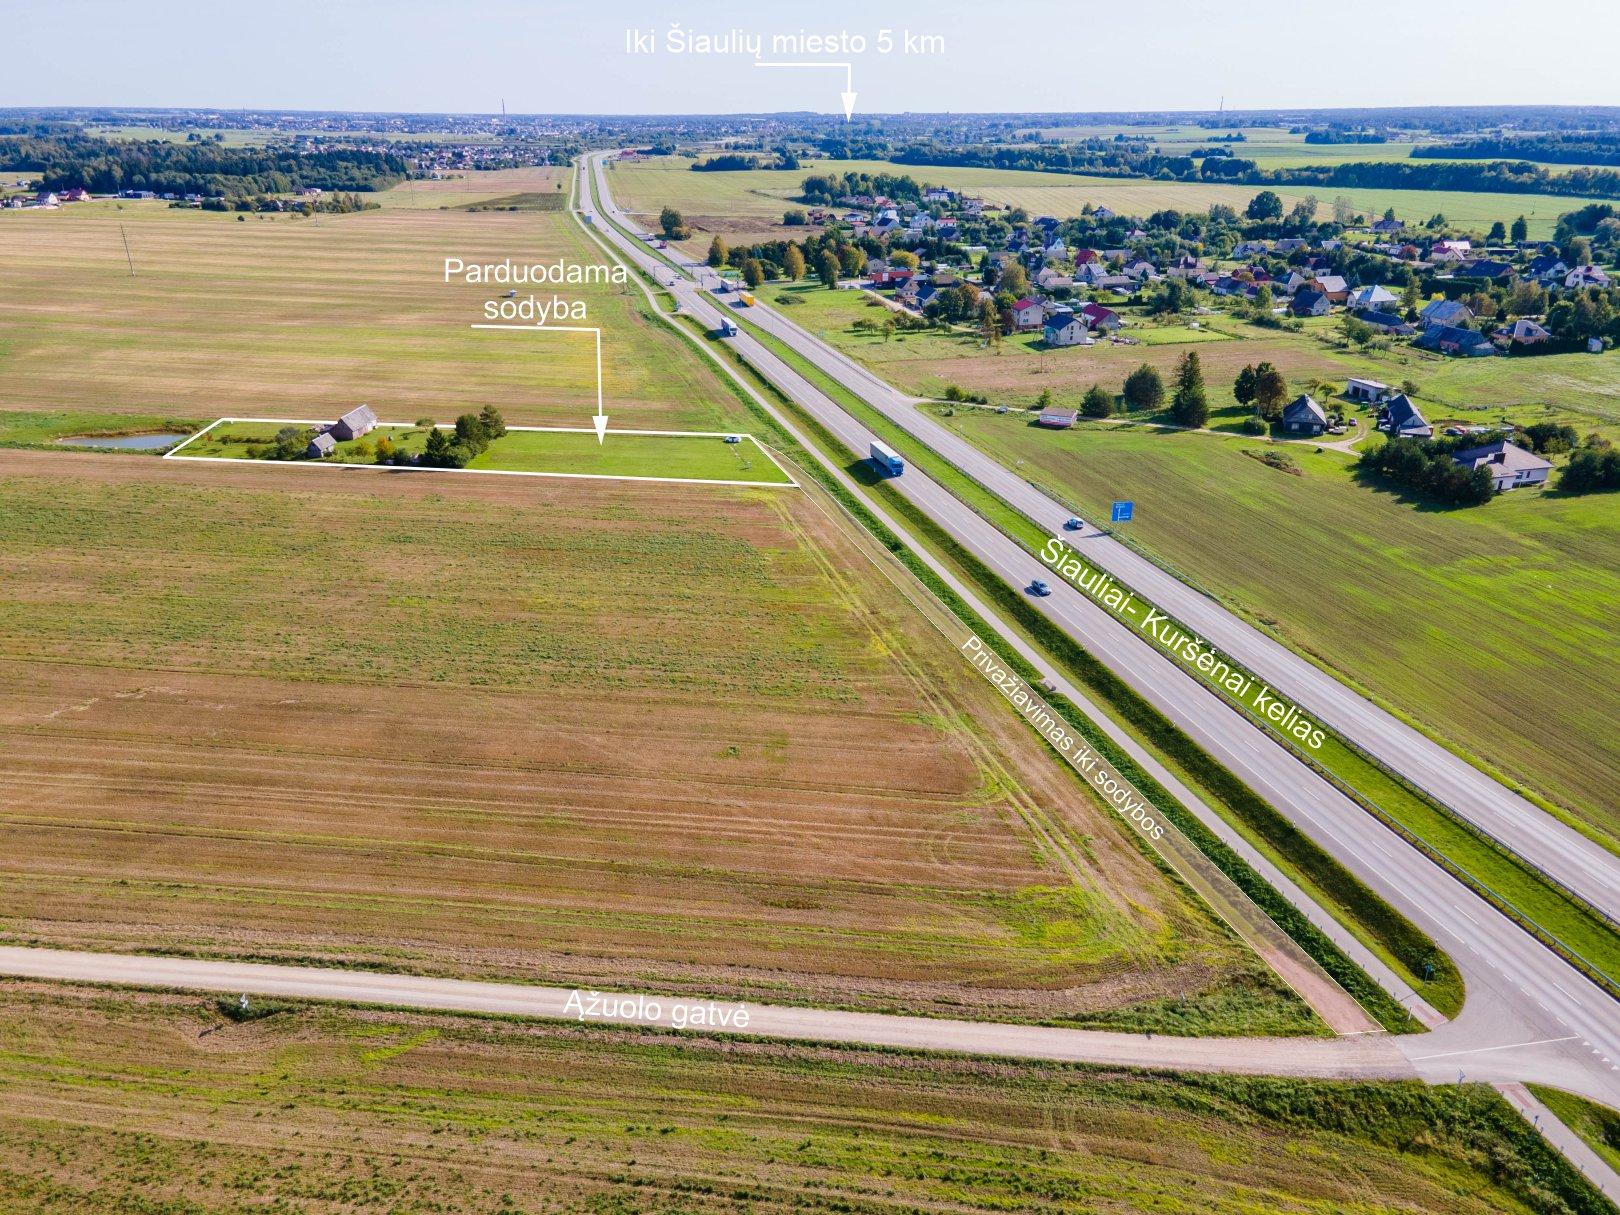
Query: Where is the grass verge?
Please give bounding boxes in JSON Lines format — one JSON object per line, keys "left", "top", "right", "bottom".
{"left": 724, "top": 305, "right": 1459, "bottom": 1021}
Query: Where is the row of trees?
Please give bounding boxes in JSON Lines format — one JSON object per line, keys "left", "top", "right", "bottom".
{"left": 1358, "top": 437, "right": 1496, "bottom": 506}
{"left": 421, "top": 407, "right": 507, "bottom": 468}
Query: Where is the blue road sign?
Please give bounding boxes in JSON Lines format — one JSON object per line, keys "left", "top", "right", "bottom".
{"left": 1110, "top": 500, "right": 1134, "bottom": 523}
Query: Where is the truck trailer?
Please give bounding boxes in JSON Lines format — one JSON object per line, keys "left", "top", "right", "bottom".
{"left": 870, "top": 441, "right": 904, "bottom": 477}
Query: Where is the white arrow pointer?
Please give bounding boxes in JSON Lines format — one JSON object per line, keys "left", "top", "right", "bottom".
{"left": 754, "top": 61, "right": 856, "bottom": 120}
{"left": 470, "top": 323, "right": 607, "bottom": 442}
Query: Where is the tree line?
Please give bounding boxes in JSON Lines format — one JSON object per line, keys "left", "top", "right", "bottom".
{"left": 3, "top": 134, "right": 407, "bottom": 197}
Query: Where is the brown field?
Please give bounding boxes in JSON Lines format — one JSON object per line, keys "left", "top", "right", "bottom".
{"left": 0, "top": 983, "right": 1585, "bottom": 1215}
{"left": 0, "top": 450, "right": 1292, "bottom": 1030}
{"left": 0, "top": 167, "right": 742, "bottom": 434}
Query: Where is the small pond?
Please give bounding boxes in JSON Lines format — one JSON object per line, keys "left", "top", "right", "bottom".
{"left": 56, "top": 432, "right": 190, "bottom": 451}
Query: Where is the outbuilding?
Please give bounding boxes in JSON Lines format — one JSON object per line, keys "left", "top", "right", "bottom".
{"left": 306, "top": 432, "right": 337, "bottom": 459}
{"left": 332, "top": 404, "right": 378, "bottom": 441}
{"left": 1345, "top": 377, "right": 1392, "bottom": 405}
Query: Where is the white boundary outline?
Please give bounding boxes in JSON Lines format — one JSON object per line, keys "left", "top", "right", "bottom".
{"left": 164, "top": 418, "right": 799, "bottom": 489}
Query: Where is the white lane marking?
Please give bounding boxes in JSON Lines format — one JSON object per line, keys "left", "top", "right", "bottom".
{"left": 1452, "top": 903, "right": 1478, "bottom": 927}
{"left": 1553, "top": 980, "right": 1584, "bottom": 1008}
{"left": 1408, "top": 1035, "right": 1580, "bottom": 1061}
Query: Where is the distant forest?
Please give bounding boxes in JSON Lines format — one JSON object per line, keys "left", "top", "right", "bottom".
{"left": 1414, "top": 133, "right": 1620, "bottom": 169}
{"left": 0, "top": 134, "right": 407, "bottom": 196}
{"left": 846, "top": 138, "right": 1620, "bottom": 200}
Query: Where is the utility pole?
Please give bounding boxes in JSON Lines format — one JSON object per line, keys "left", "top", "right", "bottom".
{"left": 119, "top": 224, "right": 136, "bottom": 276}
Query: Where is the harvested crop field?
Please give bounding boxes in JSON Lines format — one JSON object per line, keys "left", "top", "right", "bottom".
{"left": 0, "top": 168, "right": 741, "bottom": 434}
{"left": 0, "top": 983, "right": 1595, "bottom": 1215}
{"left": 0, "top": 450, "right": 1296, "bottom": 1031}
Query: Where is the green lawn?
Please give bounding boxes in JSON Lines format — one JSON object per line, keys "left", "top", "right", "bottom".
{"left": 1530, "top": 1086, "right": 1620, "bottom": 1177}
{"left": 172, "top": 420, "right": 793, "bottom": 484}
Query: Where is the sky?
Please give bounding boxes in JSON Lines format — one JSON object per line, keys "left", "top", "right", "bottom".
{"left": 5, "top": 0, "right": 1620, "bottom": 116}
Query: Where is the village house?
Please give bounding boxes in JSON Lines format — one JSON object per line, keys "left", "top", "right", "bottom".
{"left": 1280, "top": 394, "right": 1328, "bottom": 437}
{"left": 1419, "top": 298, "right": 1475, "bottom": 329}
{"left": 1345, "top": 377, "right": 1393, "bottom": 405}
{"left": 1415, "top": 324, "right": 1496, "bottom": 358}
{"left": 1076, "top": 302, "right": 1122, "bottom": 332}
{"left": 1360, "top": 311, "right": 1416, "bottom": 336}
{"left": 1378, "top": 394, "right": 1433, "bottom": 439}
{"left": 1461, "top": 258, "right": 1515, "bottom": 282}
{"left": 1566, "top": 265, "right": 1611, "bottom": 289}
{"left": 1347, "top": 284, "right": 1399, "bottom": 313}
{"left": 1290, "top": 288, "right": 1330, "bottom": 317}
{"left": 1312, "top": 275, "right": 1349, "bottom": 303}
{"left": 331, "top": 403, "right": 378, "bottom": 441}
{"left": 1010, "top": 297, "right": 1045, "bottom": 331}
{"left": 1043, "top": 312, "right": 1091, "bottom": 347}
{"left": 1527, "top": 254, "right": 1568, "bottom": 282}
{"left": 1370, "top": 217, "right": 1404, "bottom": 235}
{"left": 1037, "top": 406, "right": 1080, "bottom": 428}
{"left": 1451, "top": 440, "right": 1552, "bottom": 491}
{"left": 1493, "top": 317, "right": 1552, "bottom": 347}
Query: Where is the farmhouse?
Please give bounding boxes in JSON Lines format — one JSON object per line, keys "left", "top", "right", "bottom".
{"left": 1037, "top": 407, "right": 1080, "bottom": 429}
{"left": 1379, "top": 394, "right": 1433, "bottom": 439}
{"left": 1450, "top": 440, "right": 1552, "bottom": 491}
{"left": 1345, "top": 377, "right": 1392, "bottom": 405}
{"left": 331, "top": 404, "right": 378, "bottom": 441}
{"left": 306, "top": 432, "right": 337, "bottom": 459}
{"left": 1280, "top": 394, "right": 1328, "bottom": 437}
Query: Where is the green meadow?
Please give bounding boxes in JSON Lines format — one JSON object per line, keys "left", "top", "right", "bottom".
{"left": 173, "top": 420, "right": 793, "bottom": 484}
{"left": 941, "top": 412, "right": 1620, "bottom": 837}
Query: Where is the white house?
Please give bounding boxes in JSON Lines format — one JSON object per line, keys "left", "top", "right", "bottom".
{"left": 1451, "top": 440, "right": 1551, "bottom": 491}
{"left": 1043, "top": 313, "right": 1091, "bottom": 347}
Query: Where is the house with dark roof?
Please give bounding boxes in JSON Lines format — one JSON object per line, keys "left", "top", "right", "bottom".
{"left": 1280, "top": 394, "right": 1328, "bottom": 437}
{"left": 1042, "top": 312, "right": 1090, "bottom": 347}
{"left": 1450, "top": 440, "right": 1551, "bottom": 491}
{"left": 1290, "top": 288, "right": 1330, "bottom": 317}
{"left": 1461, "top": 259, "right": 1515, "bottom": 282}
{"left": 1359, "top": 311, "right": 1416, "bottom": 335}
{"left": 332, "top": 404, "right": 378, "bottom": 441}
{"left": 1378, "top": 394, "right": 1433, "bottom": 439}
{"left": 1414, "top": 324, "right": 1496, "bottom": 358}
{"left": 1420, "top": 298, "right": 1475, "bottom": 329}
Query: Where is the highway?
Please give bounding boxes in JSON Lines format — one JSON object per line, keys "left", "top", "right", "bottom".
{"left": 578, "top": 152, "right": 1620, "bottom": 1115}
{"left": 740, "top": 283, "right": 1620, "bottom": 926}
